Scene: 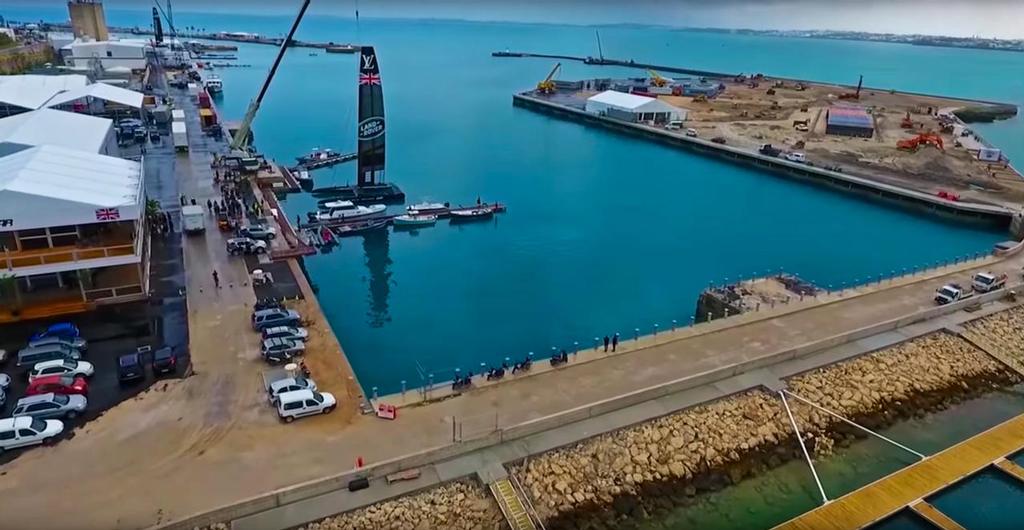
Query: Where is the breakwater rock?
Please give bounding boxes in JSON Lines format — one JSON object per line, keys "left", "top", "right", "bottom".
{"left": 953, "top": 104, "right": 1018, "bottom": 123}
{"left": 295, "top": 480, "right": 503, "bottom": 530}
{"left": 515, "top": 331, "right": 1017, "bottom": 529}
{"left": 964, "top": 306, "right": 1024, "bottom": 359}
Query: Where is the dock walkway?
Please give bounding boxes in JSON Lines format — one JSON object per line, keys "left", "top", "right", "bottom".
{"left": 776, "top": 413, "right": 1024, "bottom": 530}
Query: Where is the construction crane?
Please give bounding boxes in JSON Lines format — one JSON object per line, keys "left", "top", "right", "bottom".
{"left": 230, "top": 0, "right": 312, "bottom": 151}
{"left": 648, "top": 69, "right": 671, "bottom": 88}
{"left": 536, "top": 62, "right": 561, "bottom": 95}
{"left": 838, "top": 75, "right": 863, "bottom": 100}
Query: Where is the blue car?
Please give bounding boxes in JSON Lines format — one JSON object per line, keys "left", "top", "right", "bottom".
{"left": 30, "top": 323, "right": 81, "bottom": 342}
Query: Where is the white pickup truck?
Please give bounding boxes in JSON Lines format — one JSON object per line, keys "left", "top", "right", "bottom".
{"left": 972, "top": 272, "right": 1007, "bottom": 293}
{"left": 934, "top": 283, "right": 973, "bottom": 305}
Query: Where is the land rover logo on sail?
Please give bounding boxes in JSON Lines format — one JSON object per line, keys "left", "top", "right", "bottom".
{"left": 358, "top": 117, "right": 385, "bottom": 141}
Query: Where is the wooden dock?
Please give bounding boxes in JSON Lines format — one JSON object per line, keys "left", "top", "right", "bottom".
{"left": 775, "top": 413, "right": 1024, "bottom": 530}
{"left": 909, "top": 501, "right": 965, "bottom": 530}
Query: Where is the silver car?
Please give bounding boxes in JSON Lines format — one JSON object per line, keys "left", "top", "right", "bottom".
{"left": 267, "top": 376, "right": 317, "bottom": 404}
{"left": 12, "top": 393, "right": 88, "bottom": 420}
{"left": 261, "top": 338, "right": 306, "bottom": 357}
{"left": 261, "top": 326, "right": 309, "bottom": 342}
{"left": 27, "top": 335, "right": 88, "bottom": 352}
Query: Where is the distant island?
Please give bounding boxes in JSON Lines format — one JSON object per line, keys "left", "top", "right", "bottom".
{"left": 686, "top": 27, "right": 1024, "bottom": 53}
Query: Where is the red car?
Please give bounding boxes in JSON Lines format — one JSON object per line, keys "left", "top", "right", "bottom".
{"left": 26, "top": 374, "right": 88, "bottom": 396}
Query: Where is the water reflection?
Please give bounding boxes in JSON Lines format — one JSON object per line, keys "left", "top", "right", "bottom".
{"left": 362, "top": 228, "right": 393, "bottom": 328}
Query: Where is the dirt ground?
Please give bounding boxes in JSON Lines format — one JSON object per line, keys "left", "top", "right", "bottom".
{"left": 591, "top": 76, "right": 1023, "bottom": 206}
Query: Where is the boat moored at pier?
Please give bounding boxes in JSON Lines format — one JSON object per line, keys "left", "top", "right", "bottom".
{"left": 308, "top": 200, "right": 386, "bottom": 222}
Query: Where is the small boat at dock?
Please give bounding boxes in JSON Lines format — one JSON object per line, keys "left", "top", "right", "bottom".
{"left": 406, "top": 202, "right": 449, "bottom": 215}
{"left": 332, "top": 219, "right": 389, "bottom": 236}
{"left": 309, "top": 200, "right": 386, "bottom": 222}
{"left": 449, "top": 207, "right": 495, "bottom": 222}
{"left": 394, "top": 214, "right": 438, "bottom": 227}
{"left": 296, "top": 170, "right": 312, "bottom": 184}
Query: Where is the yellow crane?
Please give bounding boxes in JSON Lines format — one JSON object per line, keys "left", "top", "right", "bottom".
{"left": 648, "top": 69, "right": 671, "bottom": 88}
{"left": 536, "top": 62, "right": 561, "bottom": 94}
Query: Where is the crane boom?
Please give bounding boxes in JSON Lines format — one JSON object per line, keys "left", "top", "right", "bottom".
{"left": 535, "top": 62, "right": 562, "bottom": 94}
{"left": 230, "top": 0, "right": 312, "bottom": 151}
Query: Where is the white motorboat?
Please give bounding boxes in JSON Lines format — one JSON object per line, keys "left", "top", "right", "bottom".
{"left": 312, "top": 200, "right": 386, "bottom": 222}
{"left": 406, "top": 202, "right": 448, "bottom": 215}
{"left": 393, "top": 214, "right": 438, "bottom": 227}
{"left": 296, "top": 170, "right": 312, "bottom": 183}
{"left": 203, "top": 75, "right": 223, "bottom": 93}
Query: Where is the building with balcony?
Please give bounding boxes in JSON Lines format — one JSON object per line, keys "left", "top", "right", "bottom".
{"left": 0, "top": 144, "right": 147, "bottom": 322}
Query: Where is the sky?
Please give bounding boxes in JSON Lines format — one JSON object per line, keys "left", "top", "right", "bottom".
{"left": 7, "top": 0, "right": 1024, "bottom": 39}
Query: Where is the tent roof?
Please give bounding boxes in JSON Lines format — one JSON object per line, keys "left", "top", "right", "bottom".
{"left": 0, "top": 74, "right": 89, "bottom": 110}
{"left": 0, "top": 109, "right": 113, "bottom": 153}
{"left": 827, "top": 105, "right": 873, "bottom": 128}
{"left": 45, "top": 82, "right": 145, "bottom": 109}
{"left": 0, "top": 144, "right": 142, "bottom": 210}
{"left": 588, "top": 90, "right": 672, "bottom": 111}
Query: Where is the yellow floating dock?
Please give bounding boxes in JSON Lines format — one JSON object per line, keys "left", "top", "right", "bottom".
{"left": 775, "top": 413, "right": 1024, "bottom": 530}
{"left": 908, "top": 501, "right": 964, "bottom": 530}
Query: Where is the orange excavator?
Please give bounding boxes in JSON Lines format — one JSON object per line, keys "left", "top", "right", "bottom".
{"left": 897, "top": 133, "right": 944, "bottom": 152}
{"left": 900, "top": 112, "right": 914, "bottom": 129}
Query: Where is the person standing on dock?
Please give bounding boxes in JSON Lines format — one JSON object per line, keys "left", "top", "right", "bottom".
{"left": 612, "top": 334, "right": 619, "bottom": 352}
{"left": 212, "top": 270, "right": 220, "bottom": 289}
{"left": 603, "top": 335, "right": 610, "bottom": 352}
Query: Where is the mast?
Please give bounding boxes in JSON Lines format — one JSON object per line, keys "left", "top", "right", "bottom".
{"left": 595, "top": 30, "right": 604, "bottom": 61}
{"left": 357, "top": 46, "right": 385, "bottom": 187}
{"left": 152, "top": 7, "right": 163, "bottom": 44}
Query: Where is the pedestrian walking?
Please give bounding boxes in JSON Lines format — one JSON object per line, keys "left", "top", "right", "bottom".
{"left": 603, "top": 335, "right": 610, "bottom": 352}
{"left": 212, "top": 270, "right": 220, "bottom": 289}
{"left": 179, "top": 194, "right": 186, "bottom": 206}
{"left": 612, "top": 333, "right": 619, "bottom": 352}
{"left": 207, "top": 199, "right": 213, "bottom": 212}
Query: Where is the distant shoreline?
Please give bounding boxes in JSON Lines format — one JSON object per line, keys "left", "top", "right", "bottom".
{"left": 6, "top": 10, "right": 1022, "bottom": 54}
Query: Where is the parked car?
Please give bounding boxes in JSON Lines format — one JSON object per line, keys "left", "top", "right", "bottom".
{"left": 267, "top": 376, "right": 317, "bottom": 405}
{"left": 26, "top": 374, "right": 89, "bottom": 397}
{"left": 262, "top": 342, "right": 301, "bottom": 364}
{"left": 30, "top": 323, "right": 81, "bottom": 342}
{"left": 12, "top": 393, "right": 87, "bottom": 419}
{"left": 27, "top": 335, "right": 88, "bottom": 352}
{"left": 261, "top": 326, "right": 309, "bottom": 342}
{"left": 710, "top": 136, "right": 727, "bottom": 144}
{"left": 17, "top": 344, "right": 82, "bottom": 368}
{"left": 685, "top": 128, "right": 698, "bottom": 137}
{"left": 276, "top": 389, "right": 336, "bottom": 422}
{"left": 783, "top": 152, "right": 807, "bottom": 163}
{"left": 29, "top": 360, "right": 95, "bottom": 382}
{"left": 252, "top": 308, "right": 301, "bottom": 331}
{"left": 0, "top": 373, "right": 10, "bottom": 390}
{"left": 152, "top": 347, "right": 177, "bottom": 375}
{"left": 0, "top": 417, "right": 64, "bottom": 453}
{"left": 226, "top": 237, "right": 268, "bottom": 255}
{"left": 237, "top": 225, "right": 277, "bottom": 241}
{"left": 118, "top": 352, "right": 145, "bottom": 383}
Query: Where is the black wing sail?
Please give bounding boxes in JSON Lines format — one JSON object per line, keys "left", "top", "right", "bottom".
{"left": 357, "top": 46, "right": 385, "bottom": 187}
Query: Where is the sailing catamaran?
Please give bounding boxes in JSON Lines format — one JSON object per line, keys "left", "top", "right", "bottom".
{"left": 311, "top": 46, "right": 406, "bottom": 204}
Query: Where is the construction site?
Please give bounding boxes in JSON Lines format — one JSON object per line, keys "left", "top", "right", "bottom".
{"left": 524, "top": 62, "right": 1023, "bottom": 209}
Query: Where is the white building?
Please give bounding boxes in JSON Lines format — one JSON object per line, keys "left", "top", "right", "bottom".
{"left": 43, "top": 82, "right": 144, "bottom": 118}
{"left": 0, "top": 109, "right": 119, "bottom": 156}
{"left": 62, "top": 38, "right": 150, "bottom": 71}
{"left": 585, "top": 90, "right": 686, "bottom": 124}
{"left": 0, "top": 144, "right": 149, "bottom": 316}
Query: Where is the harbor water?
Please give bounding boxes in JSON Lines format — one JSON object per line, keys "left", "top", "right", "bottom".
{"left": 6, "top": 6, "right": 1024, "bottom": 528}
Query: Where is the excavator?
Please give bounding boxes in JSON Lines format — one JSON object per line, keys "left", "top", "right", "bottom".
{"left": 897, "top": 133, "right": 944, "bottom": 152}
{"left": 536, "top": 63, "right": 562, "bottom": 95}
{"left": 648, "top": 69, "right": 671, "bottom": 88}
{"left": 900, "top": 111, "right": 915, "bottom": 129}
{"left": 838, "top": 75, "right": 863, "bottom": 100}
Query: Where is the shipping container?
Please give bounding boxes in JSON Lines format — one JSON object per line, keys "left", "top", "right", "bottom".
{"left": 199, "top": 108, "right": 218, "bottom": 127}
{"left": 172, "top": 121, "right": 188, "bottom": 151}
{"left": 171, "top": 109, "right": 186, "bottom": 123}
{"left": 198, "top": 91, "right": 212, "bottom": 109}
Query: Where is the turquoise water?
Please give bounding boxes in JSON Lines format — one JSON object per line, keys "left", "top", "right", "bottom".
{"left": 5, "top": 8, "right": 1021, "bottom": 392}
{"left": 930, "top": 468, "right": 1024, "bottom": 529}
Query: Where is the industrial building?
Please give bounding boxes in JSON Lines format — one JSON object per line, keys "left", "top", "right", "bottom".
{"left": 0, "top": 109, "right": 119, "bottom": 156}
{"left": 585, "top": 90, "right": 686, "bottom": 124}
{"left": 0, "top": 74, "right": 142, "bottom": 119}
{"left": 68, "top": 0, "right": 109, "bottom": 41}
{"left": 61, "top": 38, "right": 150, "bottom": 71}
{"left": 826, "top": 105, "right": 875, "bottom": 138}
{"left": 0, "top": 144, "right": 148, "bottom": 321}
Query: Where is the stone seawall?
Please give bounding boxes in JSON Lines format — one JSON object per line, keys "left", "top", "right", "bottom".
{"left": 514, "top": 329, "right": 1018, "bottom": 529}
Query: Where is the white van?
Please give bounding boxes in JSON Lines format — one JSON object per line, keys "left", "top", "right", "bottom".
{"left": 666, "top": 120, "right": 684, "bottom": 130}
{"left": 784, "top": 152, "right": 807, "bottom": 163}
{"left": 277, "top": 389, "right": 336, "bottom": 422}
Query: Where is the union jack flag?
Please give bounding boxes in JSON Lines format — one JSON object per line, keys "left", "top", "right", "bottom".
{"left": 95, "top": 208, "right": 120, "bottom": 221}
{"left": 359, "top": 73, "right": 381, "bottom": 86}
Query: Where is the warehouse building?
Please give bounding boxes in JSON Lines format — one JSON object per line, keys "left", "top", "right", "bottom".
{"left": 585, "top": 90, "right": 686, "bottom": 124}
{"left": 826, "top": 105, "right": 874, "bottom": 138}
{"left": 0, "top": 108, "right": 119, "bottom": 156}
{"left": 61, "top": 38, "right": 150, "bottom": 71}
{"left": 0, "top": 74, "right": 142, "bottom": 119}
{"left": 0, "top": 144, "right": 149, "bottom": 321}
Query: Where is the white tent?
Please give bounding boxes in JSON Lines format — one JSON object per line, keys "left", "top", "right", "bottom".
{"left": 0, "top": 144, "right": 143, "bottom": 232}
{"left": 44, "top": 82, "right": 145, "bottom": 109}
{"left": 0, "top": 74, "right": 89, "bottom": 114}
{"left": 0, "top": 109, "right": 117, "bottom": 155}
{"left": 585, "top": 90, "right": 685, "bottom": 123}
